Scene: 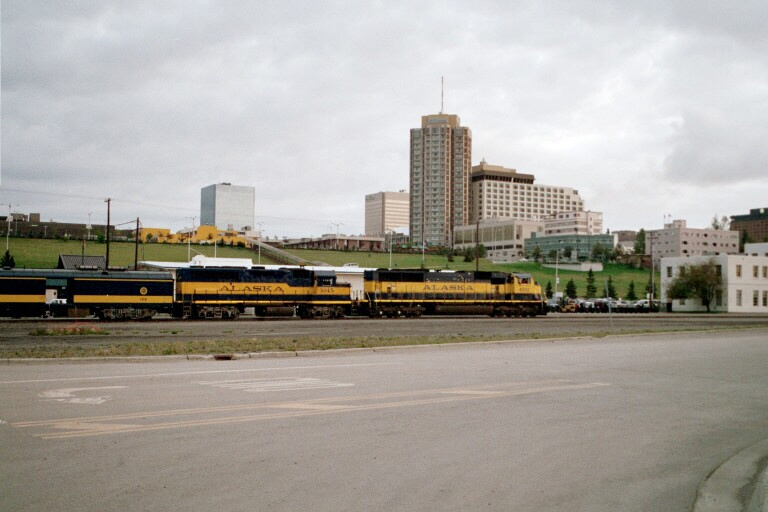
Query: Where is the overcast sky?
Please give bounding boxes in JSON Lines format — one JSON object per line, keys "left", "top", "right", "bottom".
{"left": 2, "top": 1, "right": 767, "bottom": 239}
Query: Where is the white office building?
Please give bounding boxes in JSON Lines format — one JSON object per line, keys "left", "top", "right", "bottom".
{"left": 454, "top": 218, "right": 544, "bottom": 262}
{"left": 470, "top": 161, "right": 584, "bottom": 223}
{"left": 661, "top": 254, "right": 768, "bottom": 312}
{"left": 200, "top": 183, "right": 255, "bottom": 232}
{"left": 365, "top": 191, "right": 410, "bottom": 236}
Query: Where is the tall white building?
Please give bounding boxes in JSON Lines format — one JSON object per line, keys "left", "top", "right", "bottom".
{"left": 470, "top": 161, "right": 584, "bottom": 222}
{"left": 365, "top": 191, "right": 409, "bottom": 236}
{"left": 200, "top": 183, "right": 255, "bottom": 232}
{"left": 410, "top": 113, "right": 472, "bottom": 247}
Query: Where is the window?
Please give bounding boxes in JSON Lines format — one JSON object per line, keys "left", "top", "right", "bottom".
{"left": 667, "top": 267, "right": 673, "bottom": 278}
{"left": 736, "top": 290, "right": 742, "bottom": 306}
{"left": 754, "top": 266, "right": 759, "bottom": 278}
{"left": 754, "top": 290, "right": 759, "bottom": 307}
{"left": 716, "top": 290, "right": 723, "bottom": 306}
{"left": 736, "top": 265, "right": 742, "bottom": 277}
{"left": 763, "top": 291, "right": 767, "bottom": 307}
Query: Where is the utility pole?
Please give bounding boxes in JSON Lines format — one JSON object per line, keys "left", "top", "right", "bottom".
{"left": 134, "top": 217, "right": 140, "bottom": 269}
{"left": 105, "top": 198, "right": 111, "bottom": 270}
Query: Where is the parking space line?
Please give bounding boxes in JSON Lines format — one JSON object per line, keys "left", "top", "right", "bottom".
{"left": 14, "top": 380, "right": 610, "bottom": 439}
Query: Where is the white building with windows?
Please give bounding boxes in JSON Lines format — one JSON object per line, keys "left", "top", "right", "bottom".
{"left": 410, "top": 113, "right": 472, "bottom": 247}
{"left": 453, "top": 218, "right": 544, "bottom": 262}
{"left": 365, "top": 191, "right": 409, "bottom": 236}
{"left": 660, "top": 254, "right": 768, "bottom": 312}
{"left": 200, "top": 183, "right": 255, "bottom": 232}
{"left": 647, "top": 220, "right": 739, "bottom": 265}
{"left": 543, "top": 210, "right": 603, "bottom": 236}
{"left": 470, "top": 161, "right": 584, "bottom": 223}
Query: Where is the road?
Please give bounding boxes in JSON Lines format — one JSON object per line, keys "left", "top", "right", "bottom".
{"left": 2, "top": 329, "right": 768, "bottom": 511}
{"left": 3, "top": 313, "right": 768, "bottom": 353}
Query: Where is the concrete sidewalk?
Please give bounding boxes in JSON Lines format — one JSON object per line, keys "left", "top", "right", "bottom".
{"left": 694, "top": 437, "right": 768, "bottom": 512}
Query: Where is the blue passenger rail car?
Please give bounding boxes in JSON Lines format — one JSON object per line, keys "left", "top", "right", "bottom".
{"left": 65, "top": 270, "right": 175, "bottom": 319}
{"left": 0, "top": 269, "right": 174, "bottom": 319}
{"left": 0, "top": 269, "right": 47, "bottom": 318}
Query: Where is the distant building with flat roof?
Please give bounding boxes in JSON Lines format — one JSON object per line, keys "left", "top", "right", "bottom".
{"left": 200, "top": 183, "right": 255, "bottom": 232}
{"left": 454, "top": 217, "right": 543, "bottom": 262}
{"left": 646, "top": 220, "right": 739, "bottom": 265}
{"left": 730, "top": 207, "right": 768, "bottom": 244}
{"left": 470, "top": 160, "right": 585, "bottom": 223}
{"left": 365, "top": 191, "right": 409, "bottom": 237}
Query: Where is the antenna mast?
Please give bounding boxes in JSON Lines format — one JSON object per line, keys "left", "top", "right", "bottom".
{"left": 440, "top": 76, "right": 444, "bottom": 114}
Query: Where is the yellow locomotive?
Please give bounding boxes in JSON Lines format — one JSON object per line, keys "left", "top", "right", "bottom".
{"left": 360, "top": 269, "right": 546, "bottom": 318}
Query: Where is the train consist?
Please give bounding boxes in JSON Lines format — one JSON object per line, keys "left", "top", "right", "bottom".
{"left": 0, "top": 266, "right": 546, "bottom": 320}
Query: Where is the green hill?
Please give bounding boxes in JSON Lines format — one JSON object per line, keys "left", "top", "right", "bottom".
{"left": 4, "top": 239, "right": 656, "bottom": 300}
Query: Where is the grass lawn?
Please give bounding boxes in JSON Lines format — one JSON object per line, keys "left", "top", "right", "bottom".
{"left": 5, "top": 238, "right": 657, "bottom": 300}
{"left": 5, "top": 238, "right": 269, "bottom": 269}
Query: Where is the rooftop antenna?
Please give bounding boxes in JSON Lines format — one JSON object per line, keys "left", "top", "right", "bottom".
{"left": 440, "top": 76, "right": 444, "bottom": 114}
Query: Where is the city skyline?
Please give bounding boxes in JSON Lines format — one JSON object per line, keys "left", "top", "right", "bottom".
{"left": 2, "top": 2, "right": 767, "bottom": 238}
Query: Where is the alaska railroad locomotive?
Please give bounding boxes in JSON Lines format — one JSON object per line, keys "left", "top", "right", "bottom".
{"left": 0, "top": 266, "right": 546, "bottom": 320}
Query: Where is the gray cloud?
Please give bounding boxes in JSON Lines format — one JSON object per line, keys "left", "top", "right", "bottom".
{"left": 2, "top": 0, "right": 767, "bottom": 237}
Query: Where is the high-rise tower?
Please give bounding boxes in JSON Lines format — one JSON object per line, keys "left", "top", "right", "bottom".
{"left": 200, "top": 183, "right": 255, "bottom": 231}
{"left": 409, "top": 114, "right": 472, "bottom": 247}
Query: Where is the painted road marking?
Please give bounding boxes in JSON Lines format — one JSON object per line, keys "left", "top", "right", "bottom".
{"left": 0, "top": 363, "right": 397, "bottom": 385}
{"left": 194, "top": 377, "right": 353, "bottom": 392}
{"left": 14, "top": 380, "right": 610, "bottom": 440}
{"left": 38, "top": 386, "right": 128, "bottom": 404}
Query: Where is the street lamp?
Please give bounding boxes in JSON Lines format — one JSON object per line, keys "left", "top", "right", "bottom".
{"left": 554, "top": 247, "right": 563, "bottom": 303}
{"left": 255, "top": 222, "right": 264, "bottom": 264}
{"left": 187, "top": 216, "right": 196, "bottom": 262}
{"left": 5, "top": 203, "right": 19, "bottom": 252}
{"left": 330, "top": 222, "right": 343, "bottom": 250}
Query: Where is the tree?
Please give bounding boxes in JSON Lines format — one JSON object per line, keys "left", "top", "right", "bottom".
{"left": 666, "top": 259, "right": 722, "bottom": 312}
{"left": 585, "top": 268, "right": 597, "bottom": 298}
{"left": 602, "top": 275, "right": 617, "bottom": 298}
{"left": 563, "top": 246, "right": 573, "bottom": 259}
{"left": 565, "top": 278, "right": 577, "bottom": 299}
{"left": 1, "top": 250, "right": 15, "bottom": 268}
{"left": 532, "top": 245, "right": 542, "bottom": 263}
{"left": 710, "top": 214, "right": 730, "bottom": 230}
{"left": 545, "top": 281, "right": 553, "bottom": 299}
{"left": 634, "top": 229, "right": 646, "bottom": 254}
{"left": 626, "top": 280, "right": 638, "bottom": 301}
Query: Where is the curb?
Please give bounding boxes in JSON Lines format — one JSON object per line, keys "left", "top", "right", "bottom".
{"left": 693, "top": 438, "right": 768, "bottom": 512}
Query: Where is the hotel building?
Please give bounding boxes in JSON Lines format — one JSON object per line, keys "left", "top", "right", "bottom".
{"left": 410, "top": 113, "right": 472, "bottom": 247}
